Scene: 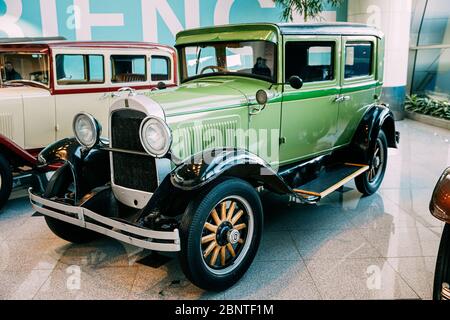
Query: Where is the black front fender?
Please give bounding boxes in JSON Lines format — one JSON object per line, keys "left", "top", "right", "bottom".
{"left": 39, "top": 137, "right": 110, "bottom": 199}
{"left": 170, "top": 148, "right": 292, "bottom": 194}
{"left": 38, "top": 137, "right": 82, "bottom": 165}
{"left": 137, "top": 148, "right": 293, "bottom": 223}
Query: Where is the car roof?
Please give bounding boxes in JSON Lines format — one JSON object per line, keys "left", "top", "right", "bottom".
{"left": 278, "top": 22, "right": 383, "bottom": 37}
{"left": 0, "top": 40, "right": 174, "bottom": 52}
{"left": 176, "top": 22, "right": 383, "bottom": 40}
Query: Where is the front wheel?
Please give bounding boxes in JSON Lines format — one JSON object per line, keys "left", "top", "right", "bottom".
{"left": 355, "top": 130, "right": 388, "bottom": 196}
{"left": 0, "top": 153, "right": 13, "bottom": 211}
{"left": 179, "top": 178, "right": 263, "bottom": 291}
{"left": 433, "top": 224, "right": 450, "bottom": 300}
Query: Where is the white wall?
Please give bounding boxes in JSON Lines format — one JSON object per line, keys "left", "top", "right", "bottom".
{"left": 347, "top": 0, "right": 413, "bottom": 88}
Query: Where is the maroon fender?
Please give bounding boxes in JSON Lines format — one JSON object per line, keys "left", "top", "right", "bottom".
{"left": 0, "top": 134, "right": 37, "bottom": 167}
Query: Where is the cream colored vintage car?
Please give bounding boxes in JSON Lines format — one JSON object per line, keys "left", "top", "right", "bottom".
{"left": 0, "top": 38, "right": 177, "bottom": 209}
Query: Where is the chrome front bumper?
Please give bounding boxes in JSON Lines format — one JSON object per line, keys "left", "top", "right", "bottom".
{"left": 29, "top": 189, "right": 180, "bottom": 252}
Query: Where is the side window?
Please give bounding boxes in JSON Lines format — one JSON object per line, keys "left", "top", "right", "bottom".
{"left": 111, "top": 55, "right": 147, "bottom": 83}
{"left": 285, "top": 41, "right": 335, "bottom": 83}
{"left": 88, "top": 55, "right": 104, "bottom": 82}
{"left": 56, "top": 54, "right": 104, "bottom": 85}
{"left": 151, "top": 56, "right": 171, "bottom": 81}
{"left": 344, "top": 42, "right": 373, "bottom": 79}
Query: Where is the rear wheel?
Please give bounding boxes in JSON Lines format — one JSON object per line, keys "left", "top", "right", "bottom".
{"left": 433, "top": 224, "right": 450, "bottom": 300}
{"left": 0, "top": 153, "right": 13, "bottom": 211}
{"left": 355, "top": 130, "right": 388, "bottom": 196}
{"left": 179, "top": 178, "right": 263, "bottom": 291}
{"left": 44, "top": 164, "right": 100, "bottom": 244}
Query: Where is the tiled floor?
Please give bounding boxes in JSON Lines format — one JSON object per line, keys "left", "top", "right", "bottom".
{"left": 0, "top": 119, "right": 448, "bottom": 300}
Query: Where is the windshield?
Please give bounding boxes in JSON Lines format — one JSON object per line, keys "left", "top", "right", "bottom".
{"left": 1, "top": 53, "right": 49, "bottom": 86}
{"left": 180, "top": 40, "right": 277, "bottom": 82}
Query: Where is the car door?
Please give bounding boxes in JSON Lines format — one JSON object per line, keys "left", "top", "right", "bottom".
{"left": 53, "top": 51, "right": 109, "bottom": 140}
{"left": 335, "top": 36, "right": 379, "bottom": 147}
{"left": 279, "top": 35, "right": 341, "bottom": 166}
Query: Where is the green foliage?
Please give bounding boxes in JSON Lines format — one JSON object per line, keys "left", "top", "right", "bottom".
{"left": 273, "top": 0, "right": 344, "bottom": 22}
{"left": 405, "top": 94, "right": 450, "bottom": 120}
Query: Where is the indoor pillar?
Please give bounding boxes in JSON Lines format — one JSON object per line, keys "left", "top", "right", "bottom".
{"left": 347, "top": 0, "right": 413, "bottom": 120}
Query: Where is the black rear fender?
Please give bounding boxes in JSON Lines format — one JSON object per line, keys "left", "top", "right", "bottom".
{"left": 349, "top": 104, "right": 398, "bottom": 164}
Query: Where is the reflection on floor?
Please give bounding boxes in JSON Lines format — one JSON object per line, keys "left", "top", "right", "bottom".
{"left": 0, "top": 119, "right": 448, "bottom": 300}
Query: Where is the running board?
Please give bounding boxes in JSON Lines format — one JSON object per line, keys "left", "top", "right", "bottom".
{"left": 293, "top": 163, "right": 369, "bottom": 200}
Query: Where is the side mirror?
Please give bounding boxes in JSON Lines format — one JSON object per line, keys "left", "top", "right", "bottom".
{"left": 288, "top": 75, "right": 303, "bottom": 90}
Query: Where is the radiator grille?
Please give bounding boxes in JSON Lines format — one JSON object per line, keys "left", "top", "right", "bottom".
{"left": 112, "top": 152, "right": 158, "bottom": 193}
{"left": 0, "top": 113, "right": 13, "bottom": 139}
{"left": 111, "top": 109, "right": 146, "bottom": 151}
{"left": 110, "top": 109, "right": 158, "bottom": 193}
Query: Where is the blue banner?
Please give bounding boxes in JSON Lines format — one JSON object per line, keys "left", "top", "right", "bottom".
{"left": 0, "top": 0, "right": 347, "bottom": 45}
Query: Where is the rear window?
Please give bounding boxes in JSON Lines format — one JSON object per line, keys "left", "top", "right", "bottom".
{"left": 344, "top": 42, "right": 373, "bottom": 78}
{"left": 55, "top": 54, "right": 104, "bottom": 85}
{"left": 151, "top": 56, "right": 171, "bottom": 81}
{"left": 111, "top": 55, "right": 147, "bottom": 83}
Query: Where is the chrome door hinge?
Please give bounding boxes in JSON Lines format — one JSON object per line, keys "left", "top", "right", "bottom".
{"left": 279, "top": 137, "right": 286, "bottom": 145}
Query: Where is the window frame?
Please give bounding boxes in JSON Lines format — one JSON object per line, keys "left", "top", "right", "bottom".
{"left": 284, "top": 40, "right": 337, "bottom": 84}
{"left": 341, "top": 36, "right": 377, "bottom": 86}
{"left": 55, "top": 53, "right": 105, "bottom": 85}
{"left": 283, "top": 35, "right": 340, "bottom": 92}
{"left": 343, "top": 41, "right": 374, "bottom": 80}
{"left": 150, "top": 55, "right": 172, "bottom": 82}
{"left": 0, "top": 52, "right": 51, "bottom": 88}
{"left": 178, "top": 40, "right": 278, "bottom": 84}
{"left": 110, "top": 54, "right": 148, "bottom": 84}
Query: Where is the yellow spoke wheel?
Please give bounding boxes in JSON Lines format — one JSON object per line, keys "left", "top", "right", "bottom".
{"left": 179, "top": 178, "right": 263, "bottom": 291}
{"left": 201, "top": 196, "right": 251, "bottom": 271}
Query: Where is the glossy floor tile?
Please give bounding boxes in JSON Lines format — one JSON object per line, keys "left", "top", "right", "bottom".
{"left": 0, "top": 119, "right": 448, "bottom": 300}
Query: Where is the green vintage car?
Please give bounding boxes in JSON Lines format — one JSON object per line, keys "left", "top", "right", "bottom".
{"left": 30, "top": 23, "right": 399, "bottom": 291}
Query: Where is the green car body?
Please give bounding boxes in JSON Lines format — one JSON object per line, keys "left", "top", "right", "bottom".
{"left": 31, "top": 23, "right": 399, "bottom": 291}
{"left": 148, "top": 23, "right": 386, "bottom": 168}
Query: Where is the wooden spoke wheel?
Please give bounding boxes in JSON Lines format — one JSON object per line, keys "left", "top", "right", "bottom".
{"left": 179, "top": 178, "right": 263, "bottom": 291}
{"left": 200, "top": 196, "right": 253, "bottom": 274}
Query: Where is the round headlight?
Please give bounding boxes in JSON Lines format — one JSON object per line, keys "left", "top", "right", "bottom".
{"left": 73, "top": 112, "right": 101, "bottom": 148}
{"left": 139, "top": 116, "right": 172, "bottom": 157}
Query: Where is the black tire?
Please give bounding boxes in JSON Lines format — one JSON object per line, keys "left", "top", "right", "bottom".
{"left": 0, "top": 153, "right": 13, "bottom": 211}
{"left": 179, "top": 178, "right": 263, "bottom": 291}
{"left": 355, "top": 130, "right": 388, "bottom": 196}
{"left": 433, "top": 224, "right": 450, "bottom": 300}
{"left": 44, "top": 164, "right": 100, "bottom": 244}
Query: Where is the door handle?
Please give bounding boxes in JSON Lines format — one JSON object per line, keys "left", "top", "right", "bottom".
{"left": 334, "top": 95, "right": 351, "bottom": 103}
